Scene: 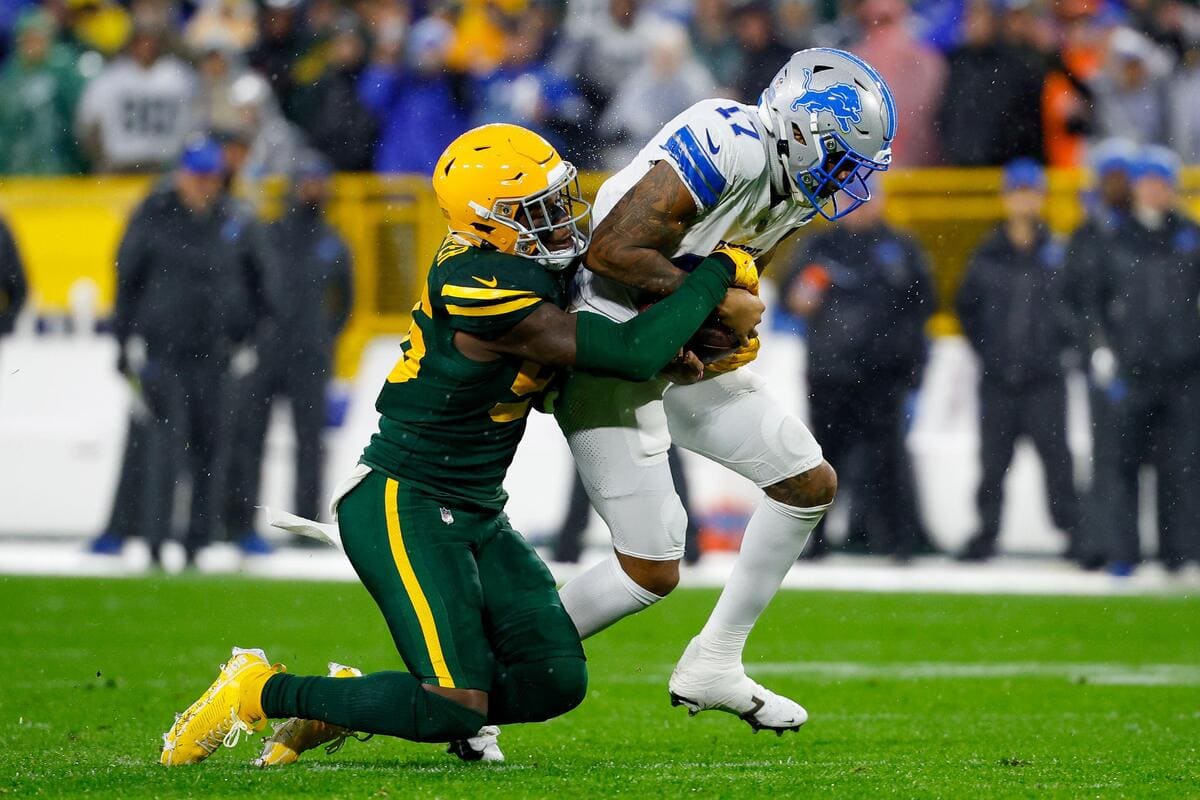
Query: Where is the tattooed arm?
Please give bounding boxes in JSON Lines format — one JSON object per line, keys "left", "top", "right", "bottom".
{"left": 585, "top": 161, "right": 699, "bottom": 298}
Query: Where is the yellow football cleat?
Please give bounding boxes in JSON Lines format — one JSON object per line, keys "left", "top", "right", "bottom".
{"left": 254, "top": 662, "right": 371, "bottom": 767}
{"left": 160, "top": 647, "right": 283, "bottom": 766}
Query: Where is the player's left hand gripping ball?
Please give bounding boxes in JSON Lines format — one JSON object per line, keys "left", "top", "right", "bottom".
{"left": 705, "top": 336, "right": 761, "bottom": 375}
{"left": 711, "top": 246, "right": 760, "bottom": 294}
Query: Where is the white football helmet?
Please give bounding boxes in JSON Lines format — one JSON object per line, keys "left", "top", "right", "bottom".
{"left": 757, "top": 48, "right": 897, "bottom": 220}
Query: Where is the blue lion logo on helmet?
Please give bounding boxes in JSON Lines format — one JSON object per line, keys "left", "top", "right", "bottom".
{"left": 790, "top": 68, "right": 863, "bottom": 134}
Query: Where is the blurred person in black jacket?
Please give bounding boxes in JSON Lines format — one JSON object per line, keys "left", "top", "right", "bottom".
{"left": 729, "top": 0, "right": 793, "bottom": 103}
{"left": 938, "top": 0, "right": 1047, "bottom": 166}
{"left": 1094, "top": 146, "right": 1200, "bottom": 575}
{"left": 1061, "top": 139, "right": 1136, "bottom": 569}
{"left": 113, "top": 136, "right": 268, "bottom": 567}
{"left": 785, "top": 189, "right": 936, "bottom": 559}
{"left": 0, "top": 216, "right": 24, "bottom": 336}
{"left": 289, "top": 17, "right": 378, "bottom": 171}
{"left": 956, "top": 159, "right": 1080, "bottom": 561}
{"left": 224, "top": 152, "right": 352, "bottom": 548}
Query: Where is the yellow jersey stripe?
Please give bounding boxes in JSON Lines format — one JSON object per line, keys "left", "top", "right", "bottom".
{"left": 386, "top": 287, "right": 431, "bottom": 384}
{"left": 489, "top": 399, "right": 532, "bottom": 423}
{"left": 441, "top": 284, "right": 536, "bottom": 301}
{"left": 383, "top": 478, "right": 455, "bottom": 688}
{"left": 445, "top": 296, "right": 541, "bottom": 317}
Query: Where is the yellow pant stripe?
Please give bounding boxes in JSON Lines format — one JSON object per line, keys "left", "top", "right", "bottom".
{"left": 383, "top": 478, "right": 455, "bottom": 688}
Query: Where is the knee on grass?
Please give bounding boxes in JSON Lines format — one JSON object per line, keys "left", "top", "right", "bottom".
{"left": 490, "top": 656, "right": 589, "bottom": 725}
{"left": 529, "top": 656, "right": 589, "bottom": 720}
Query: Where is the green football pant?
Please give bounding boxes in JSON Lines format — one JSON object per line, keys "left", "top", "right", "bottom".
{"left": 261, "top": 470, "right": 586, "bottom": 740}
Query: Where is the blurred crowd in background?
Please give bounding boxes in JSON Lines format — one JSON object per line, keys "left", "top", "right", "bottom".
{"left": 0, "top": 0, "right": 1197, "bottom": 576}
{"left": 3, "top": 0, "right": 1200, "bottom": 176}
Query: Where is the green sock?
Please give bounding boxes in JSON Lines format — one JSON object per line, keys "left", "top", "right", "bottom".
{"left": 487, "top": 656, "right": 588, "bottom": 725}
{"left": 260, "top": 671, "right": 485, "bottom": 743}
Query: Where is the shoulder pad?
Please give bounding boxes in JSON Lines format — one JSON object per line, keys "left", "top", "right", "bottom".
{"left": 435, "top": 247, "right": 550, "bottom": 309}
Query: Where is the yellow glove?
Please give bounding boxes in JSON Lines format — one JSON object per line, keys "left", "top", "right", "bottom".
{"left": 705, "top": 336, "right": 760, "bottom": 375}
{"left": 711, "top": 246, "right": 759, "bottom": 295}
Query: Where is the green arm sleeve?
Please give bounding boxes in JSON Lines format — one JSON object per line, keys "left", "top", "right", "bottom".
{"left": 574, "top": 256, "right": 734, "bottom": 382}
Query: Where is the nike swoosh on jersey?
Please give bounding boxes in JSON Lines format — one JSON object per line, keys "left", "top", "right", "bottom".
{"left": 472, "top": 275, "right": 499, "bottom": 288}
{"left": 706, "top": 130, "right": 721, "bottom": 155}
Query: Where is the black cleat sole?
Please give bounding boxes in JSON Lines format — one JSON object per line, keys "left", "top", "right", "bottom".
{"left": 670, "top": 691, "right": 804, "bottom": 733}
{"left": 668, "top": 691, "right": 700, "bottom": 716}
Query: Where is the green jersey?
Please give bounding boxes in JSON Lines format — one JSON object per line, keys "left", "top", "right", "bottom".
{"left": 360, "top": 238, "right": 570, "bottom": 511}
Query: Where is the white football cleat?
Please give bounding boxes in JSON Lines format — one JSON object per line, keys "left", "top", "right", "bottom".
{"left": 668, "top": 637, "right": 808, "bottom": 735}
{"left": 446, "top": 725, "right": 504, "bottom": 763}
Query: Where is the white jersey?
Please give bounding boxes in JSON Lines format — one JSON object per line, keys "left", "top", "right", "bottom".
{"left": 574, "top": 99, "right": 818, "bottom": 322}
{"left": 77, "top": 57, "right": 196, "bottom": 171}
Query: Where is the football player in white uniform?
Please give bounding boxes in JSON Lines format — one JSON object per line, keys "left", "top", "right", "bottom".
{"left": 554, "top": 48, "right": 898, "bottom": 733}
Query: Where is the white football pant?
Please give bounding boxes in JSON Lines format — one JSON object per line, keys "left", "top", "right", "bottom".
{"left": 555, "top": 368, "right": 823, "bottom": 561}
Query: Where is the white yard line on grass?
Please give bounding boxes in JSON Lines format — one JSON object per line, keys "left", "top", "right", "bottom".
{"left": 1, "top": 540, "right": 1197, "bottom": 596}
{"left": 608, "top": 661, "right": 1200, "bottom": 686}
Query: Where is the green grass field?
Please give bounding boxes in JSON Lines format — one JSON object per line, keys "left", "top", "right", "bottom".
{"left": 1, "top": 576, "right": 1198, "bottom": 799}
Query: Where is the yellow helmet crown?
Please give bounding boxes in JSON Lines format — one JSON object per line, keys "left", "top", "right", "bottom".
{"left": 433, "top": 124, "right": 590, "bottom": 269}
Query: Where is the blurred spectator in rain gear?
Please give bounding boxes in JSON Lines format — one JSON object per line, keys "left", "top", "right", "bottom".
{"left": 0, "top": 9, "right": 89, "bottom": 174}
{"left": 359, "top": 8, "right": 467, "bottom": 174}
{"left": 112, "top": 137, "right": 268, "bottom": 565}
{"left": 995, "top": 0, "right": 1059, "bottom": 162}
{"left": 1168, "top": 43, "right": 1200, "bottom": 163}
{"left": 212, "top": 126, "right": 253, "bottom": 206}
{"left": 1042, "top": 0, "right": 1108, "bottom": 167}
{"left": 786, "top": 187, "right": 935, "bottom": 560}
{"left": 444, "top": 0, "right": 523, "bottom": 75}
{"left": 956, "top": 160, "right": 1080, "bottom": 561}
{"left": 228, "top": 70, "right": 307, "bottom": 183}
{"left": 192, "top": 38, "right": 244, "bottom": 133}
{"left": 1094, "top": 146, "right": 1200, "bottom": 575}
{"left": 290, "top": 15, "right": 377, "bottom": 171}
{"left": 777, "top": 0, "right": 817, "bottom": 50}
{"left": 728, "top": 0, "right": 792, "bottom": 103}
{"left": 554, "top": 0, "right": 654, "bottom": 114}
{"left": 1124, "top": 0, "right": 1192, "bottom": 60}
{"left": 0, "top": 214, "right": 25, "bottom": 337}
{"left": 939, "top": 0, "right": 1045, "bottom": 166}
{"left": 0, "top": 0, "right": 39, "bottom": 59}
{"left": 1089, "top": 27, "right": 1172, "bottom": 146}
{"left": 1062, "top": 139, "right": 1136, "bottom": 570}
{"left": 225, "top": 152, "right": 351, "bottom": 547}
{"left": 598, "top": 21, "right": 715, "bottom": 170}
{"left": 247, "top": 0, "right": 311, "bottom": 114}
{"left": 853, "top": 0, "right": 946, "bottom": 166}
{"left": 690, "top": 0, "right": 741, "bottom": 92}
{"left": 55, "top": 0, "right": 132, "bottom": 57}
{"left": 470, "top": 2, "right": 588, "bottom": 155}
{"left": 76, "top": 21, "right": 197, "bottom": 172}
{"left": 184, "top": 0, "right": 258, "bottom": 55}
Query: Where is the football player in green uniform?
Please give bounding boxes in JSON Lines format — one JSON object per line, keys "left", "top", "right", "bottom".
{"left": 159, "top": 123, "right": 763, "bottom": 767}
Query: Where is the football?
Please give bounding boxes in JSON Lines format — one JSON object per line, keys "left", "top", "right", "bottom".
{"left": 686, "top": 314, "right": 741, "bottom": 363}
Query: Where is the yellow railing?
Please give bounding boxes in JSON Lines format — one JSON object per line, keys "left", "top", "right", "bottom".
{"left": 3, "top": 169, "right": 1197, "bottom": 376}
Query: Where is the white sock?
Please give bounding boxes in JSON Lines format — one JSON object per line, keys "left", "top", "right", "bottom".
{"left": 560, "top": 553, "right": 663, "bottom": 639}
{"left": 692, "top": 496, "right": 829, "bottom": 670}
